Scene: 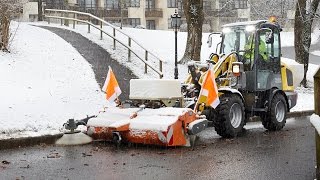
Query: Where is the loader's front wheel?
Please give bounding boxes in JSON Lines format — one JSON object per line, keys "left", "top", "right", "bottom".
{"left": 261, "top": 93, "right": 287, "bottom": 131}
{"left": 214, "top": 94, "right": 245, "bottom": 138}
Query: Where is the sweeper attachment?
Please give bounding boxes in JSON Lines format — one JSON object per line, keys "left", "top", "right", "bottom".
{"left": 57, "top": 79, "right": 208, "bottom": 147}
{"left": 55, "top": 115, "right": 96, "bottom": 145}
{"left": 86, "top": 79, "right": 208, "bottom": 147}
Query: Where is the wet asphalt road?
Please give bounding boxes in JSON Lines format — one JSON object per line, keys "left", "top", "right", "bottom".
{"left": 0, "top": 117, "right": 315, "bottom": 180}
{"left": 36, "top": 26, "right": 138, "bottom": 100}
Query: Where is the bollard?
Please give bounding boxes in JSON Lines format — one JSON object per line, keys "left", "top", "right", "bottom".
{"left": 100, "top": 21, "right": 103, "bottom": 40}
{"left": 128, "top": 38, "right": 131, "bottom": 62}
{"left": 145, "top": 51, "right": 148, "bottom": 74}
{"left": 315, "top": 68, "right": 320, "bottom": 115}
{"left": 113, "top": 28, "right": 116, "bottom": 50}
{"left": 314, "top": 68, "right": 320, "bottom": 179}
{"left": 64, "top": 12, "right": 69, "bottom": 26}
{"left": 73, "top": 13, "right": 76, "bottom": 29}
{"left": 159, "top": 61, "right": 163, "bottom": 78}
{"left": 61, "top": 12, "right": 63, "bottom": 26}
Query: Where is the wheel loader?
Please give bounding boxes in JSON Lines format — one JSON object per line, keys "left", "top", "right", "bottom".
{"left": 187, "top": 18, "right": 298, "bottom": 138}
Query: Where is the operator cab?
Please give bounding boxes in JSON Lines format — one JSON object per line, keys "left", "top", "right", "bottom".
{"left": 209, "top": 19, "right": 282, "bottom": 92}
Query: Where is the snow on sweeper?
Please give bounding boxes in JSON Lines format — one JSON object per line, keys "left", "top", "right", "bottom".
{"left": 183, "top": 17, "right": 300, "bottom": 138}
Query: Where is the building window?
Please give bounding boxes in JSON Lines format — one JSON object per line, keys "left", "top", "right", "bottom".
{"left": 45, "top": 0, "right": 65, "bottom": 8}
{"left": 127, "top": 0, "right": 140, "bottom": 7}
{"left": 105, "top": 0, "right": 120, "bottom": 9}
{"left": 234, "top": 0, "right": 248, "bottom": 9}
{"left": 219, "top": 0, "right": 233, "bottom": 10}
{"left": 177, "top": 1, "right": 183, "bottom": 13}
{"left": 168, "top": 0, "right": 178, "bottom": 8}
{"left": 128, "top": 18, "right": 140, "bottom": 27}
{"left": 203, "top": 0, "right": 211, "bottom": 12}
{"left": 146, "top": 0, "right": 155, "bottom": 9}
{"left": 78, "top": 0, "right": 96, "bottom": 9}
{"left": 146, "top": 20, "right": 156, "bottom": 29}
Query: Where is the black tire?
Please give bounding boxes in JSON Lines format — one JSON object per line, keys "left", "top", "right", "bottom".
{"left": 214, "top": 94, "right": 245, "bottom": 138}
{"left": 201, "top": 108, "right": 214, "bottom": 121}
{"left": 261, "top": 93, "right": 287, "bottom": 131}
{"left": 201, "top": 108, "right": 216, "bottom": 127}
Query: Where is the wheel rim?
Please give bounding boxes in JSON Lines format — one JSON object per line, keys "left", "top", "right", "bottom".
{"left": 229, "top": 103, "right": 243, "bottom": 128}
{"left": 275, "top": 101, "right": 286, "bottom": 122}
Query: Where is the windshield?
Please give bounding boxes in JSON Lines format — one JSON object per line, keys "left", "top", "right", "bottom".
{"left": 221, "top": 27, "right": 254, "bottom": 55}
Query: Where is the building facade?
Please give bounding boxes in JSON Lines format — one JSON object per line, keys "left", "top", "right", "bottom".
{"left": 22, "top": 0, "right": 297, "bottom": 31}
{"left": 21, "top": 0, "right": 39, "bottom": 22}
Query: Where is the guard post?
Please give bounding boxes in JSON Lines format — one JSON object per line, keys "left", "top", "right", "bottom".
{"left": 313, "top": 68, "right": 320, "bottom": 179}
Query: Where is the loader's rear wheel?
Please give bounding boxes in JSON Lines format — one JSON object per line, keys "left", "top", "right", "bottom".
{"left": 261, "top": 93, "right": 287, "bottom": 131}
{"left": 214, "top": 94, "right": 245, "bottom": 138}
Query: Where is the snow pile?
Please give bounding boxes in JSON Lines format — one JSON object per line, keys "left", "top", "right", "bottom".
{"left": 310, "top": 114, "right": 320, "bottom": 135}
{"left": 281, "top": 58, "right": 319, "bottom": 112}
{"left": 0, "top": 22, "right": 107, "bottom": 139}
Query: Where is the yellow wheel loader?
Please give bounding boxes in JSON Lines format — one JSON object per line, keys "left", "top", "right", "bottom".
{"left": 189, "top": 19, "right": 298, "bottom": 138}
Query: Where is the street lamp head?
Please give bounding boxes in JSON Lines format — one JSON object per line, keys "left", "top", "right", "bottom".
{"left": 171, "top": 10, "right": 181, "bottom": 29}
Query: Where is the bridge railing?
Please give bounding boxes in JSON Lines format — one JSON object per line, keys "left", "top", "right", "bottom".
{"left": 44, "top": 9, "right": 164, "bottom": 79}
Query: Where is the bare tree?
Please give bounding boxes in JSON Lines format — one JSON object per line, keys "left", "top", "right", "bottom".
{"left": 294, "top": 0, "right": 320, "bottom": 87}
{"left": 38, "top": 0, "right": 43, "bottom": 21}
{"left": 250, "top": 0, "right": 294, "bottom": 26}
{"left": 179, "top": 0, "right": 204, "bottom": 64}
{"left": 0, "top": 0, "right": 25, "bottom": 52}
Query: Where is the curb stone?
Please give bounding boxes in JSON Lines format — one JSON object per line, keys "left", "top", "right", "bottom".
{"left": 0, "top": 134, "right": 63, "bottom": 150}
{"left": 287, "top": 110, "right": 314, "bottom": 118}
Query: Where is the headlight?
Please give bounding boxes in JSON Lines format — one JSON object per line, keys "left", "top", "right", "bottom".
{"left": 232, "top": 62, "right": 244, "bottom": 77}
{"left": 245, "top": 25, "right": 255, "bottom": 32}
{"left": 233, "top": 64, "right": 240, "bottom": 75}
{"left": 222, "top": 27, "right": 231, "bottom": 34}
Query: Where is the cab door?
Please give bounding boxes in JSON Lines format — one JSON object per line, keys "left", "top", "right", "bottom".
{"left": 255, "top": 28, "right": 282, "bottom": 91}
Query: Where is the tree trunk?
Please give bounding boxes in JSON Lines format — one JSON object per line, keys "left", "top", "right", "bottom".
{"left": 294, "top": 0, "right": 308, "bottom": 87}
{"left": 0, "top": 16, "right": 10, "bottom": 52}
{"left": 179, "top": 0, "right": 204, "bottom": 64}
{"left": 38, "top": 0, "right": 43, "bottom": 21}
{"left": 294, "top": 0, "right": 320, "bottom": 87}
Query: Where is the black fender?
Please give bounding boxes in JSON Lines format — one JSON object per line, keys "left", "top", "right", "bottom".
{"left": 268, "top": 88, "right": 289, "bottom": 112}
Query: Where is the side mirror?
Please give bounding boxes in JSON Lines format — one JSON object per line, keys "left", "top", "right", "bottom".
{"left": 265, "top": 31, "right": 274, "bottom": 44}
{"left": 207, "top": 35, "right": 213, "bottom": 48}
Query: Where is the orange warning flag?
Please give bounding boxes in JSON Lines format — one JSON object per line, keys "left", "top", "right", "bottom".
{"left": 199, "top": 68, "right": 220, "bottom": 108}
{"left": 102, "top": 66, "right": 122, "bottom": 102}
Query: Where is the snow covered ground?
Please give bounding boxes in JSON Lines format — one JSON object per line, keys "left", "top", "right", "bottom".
{"left": 0, "top": 22, "right": 319, "bottom": 139}
{"left": 0, "top": 22, "right": 107, "bottom": 139}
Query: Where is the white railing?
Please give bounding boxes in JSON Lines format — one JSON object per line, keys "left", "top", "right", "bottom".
{"left": 44, "top": 9, "right": 164, "bottom": 78}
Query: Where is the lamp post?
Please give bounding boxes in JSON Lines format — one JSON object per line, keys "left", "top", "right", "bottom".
{"left": 171, "top": 10, "right": 181, "bottom": 79}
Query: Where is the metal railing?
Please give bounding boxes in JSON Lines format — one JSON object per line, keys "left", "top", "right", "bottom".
{"left": 44, "top": 9, "right": 164, "bottom": 78}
